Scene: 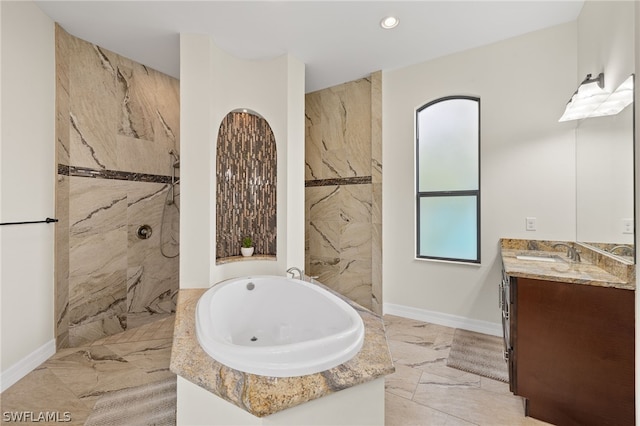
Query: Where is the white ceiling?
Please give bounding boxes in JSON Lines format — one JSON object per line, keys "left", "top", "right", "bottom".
{"left": 34, "top": 1, "right": 584, "bottom": 93}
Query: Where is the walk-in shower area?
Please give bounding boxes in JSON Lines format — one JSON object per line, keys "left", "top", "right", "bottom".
{"left": 54, "top": 25, "right": 180, "bottom": 348}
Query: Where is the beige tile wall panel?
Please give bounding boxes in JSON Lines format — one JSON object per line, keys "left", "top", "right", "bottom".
{"left": 55, "top": 26, "right": 180, "bottom": 347}
{"left": 370, "top": 71, "right": 382, "bottom": 314}
{"left": 305, "top": 74, "right": 382, "bottom": 314}
{"left": 371, "top": 223, "right": 382, "bottom": 313}
{"left": 304, "top": 92, "right": 322, "bottom": 180}
{"left": 371, "top": 71, "right": 382, "bottom": 184}
{"left": 55, "top": 26, "right": 71, "bottom": 166}
{"left": 126, "top": 182, "right": 179, "bottom": 327}
{"left": 68, "top": 37, "right": 119, "bottom": 171}
{"left": 55, "top": 25, "right": 71, "bottom": 348}
{"left": 55, "top": 174, "right": 70, "bottom": 349}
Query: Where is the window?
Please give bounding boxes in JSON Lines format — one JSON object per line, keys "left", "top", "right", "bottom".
{"left": 416, "top": 96, "right": 480, "bottom": 263}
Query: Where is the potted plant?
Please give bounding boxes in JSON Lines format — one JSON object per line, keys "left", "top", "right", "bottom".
{"left": 240, "top": 236, "right": 254, "bottom": 257}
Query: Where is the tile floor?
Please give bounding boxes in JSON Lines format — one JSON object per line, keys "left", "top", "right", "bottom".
{"left": 1, "top": 314, "right": 548, "bottom": 425}
{"left": 1, "top": 316, "right": 175, "bottom": 425}
{"left": 382, "top": 315, "right": 548, "bottom": 426}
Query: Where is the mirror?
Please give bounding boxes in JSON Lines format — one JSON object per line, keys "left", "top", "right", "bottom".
{"left": 576, "top": 76, "right": 635, "bottom": 262}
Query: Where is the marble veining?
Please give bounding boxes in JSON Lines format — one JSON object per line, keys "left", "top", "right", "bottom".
{"left": 305, "top": 75, "right": 382, "bottom": 314}
{"left": 1, "top": 314, "right": 541, "bottom": 425}
{"left": 170, "top": 285, "right": 395, "bottom": 418}
{"left": 56, "top": 25, "right": 179, "bottom": 348}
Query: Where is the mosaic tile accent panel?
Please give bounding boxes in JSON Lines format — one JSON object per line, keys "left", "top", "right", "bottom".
{"left": 59, "top": 164, "right": 172, "bottom": 184}
{"left": 305, "top": 176, "right": 372, "bottom": 187}
{"left": 216, "top": 112, "right": 277, "bottom": 260}
{"left": 55, "top": 25, "right": 180, "bottom": 347}
{"left": 305, "top": 76, "right": 382, "bottom": 313}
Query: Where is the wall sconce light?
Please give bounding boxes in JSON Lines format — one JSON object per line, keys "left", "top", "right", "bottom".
{"left": 589, "top": 74, "right": 634, "bottom": 118}
{"left": 559, "top": 73, "right": 634, "bottom": 122}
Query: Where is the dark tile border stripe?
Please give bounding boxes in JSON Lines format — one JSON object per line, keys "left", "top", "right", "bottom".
{"left": 58, "top": 164, "right": 172, "bottom": 184}
{"left": 305, "top": 176, "right": 372, "bottom": 187}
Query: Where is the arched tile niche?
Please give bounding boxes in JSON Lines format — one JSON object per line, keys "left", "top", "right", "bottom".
{"left": 215, "top": 110, "right": 277, "bottom": 262}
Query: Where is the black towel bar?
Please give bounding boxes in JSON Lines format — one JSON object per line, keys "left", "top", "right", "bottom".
{"left": 0, "top": 217, "right": 59, "bottom": 226}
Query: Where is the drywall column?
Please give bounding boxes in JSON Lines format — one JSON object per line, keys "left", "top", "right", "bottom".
{"left": 179, "top": 34, "right": 214, "bottom": 289}
{"left": 286, "top": 56, "right": 306, "bottom": 270}
{"left": 180, "top": 34, "right": 305, "bottom": 288}
{"left": 0, "top": 1, "right": 55, "bottom": 390}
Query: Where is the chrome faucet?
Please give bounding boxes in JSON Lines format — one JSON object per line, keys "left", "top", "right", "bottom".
{"left": 553, "top": 243, "right": 581, "bottom": 262}
{"left": 286, "top": 267, "right": 304, "bottom": 280}
{"left": 610, "top": 245, "right": 634, "bottom": 256}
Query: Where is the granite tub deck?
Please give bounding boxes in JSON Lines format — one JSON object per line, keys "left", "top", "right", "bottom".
{"left": 500, "top": 238, "right": 635, "bottom": 290}
{"left": 169, "top": 284, "right": 395, "bottom": 418}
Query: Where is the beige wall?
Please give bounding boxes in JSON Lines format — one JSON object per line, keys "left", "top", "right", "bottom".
{"left": 576, "top": 1, "right": 635, "bottom": 245}
{"left": 1, "top": 1, "right": 55, "bottom": 383}
{"left": 304, "top": 73, "right": 382, "bottom": 313}
{"left": 179, "top": 35, "right": 305, "bottom": 288}
{"left": 383, "top": 22, "right": 578, "bottom": 330}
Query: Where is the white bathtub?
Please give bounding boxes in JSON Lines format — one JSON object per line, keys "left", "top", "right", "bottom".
{"left": 195, "top": 275, "right": 365, "bottom": 377}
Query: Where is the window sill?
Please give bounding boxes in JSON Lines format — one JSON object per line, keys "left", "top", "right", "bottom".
{"left": 414, "top": 256, "right": 482, "bottom": 266}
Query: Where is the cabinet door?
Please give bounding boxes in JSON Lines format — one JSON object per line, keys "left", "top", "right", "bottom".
{"left": 515, "top": 278, "right": 634, "bottom": 426}
{"left": 504, "top": 275, "right": 517, "bottom": 393}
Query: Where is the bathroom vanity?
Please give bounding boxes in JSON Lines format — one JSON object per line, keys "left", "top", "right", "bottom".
{"left": 500, "top": 239, "right": 635, "bottom": 426}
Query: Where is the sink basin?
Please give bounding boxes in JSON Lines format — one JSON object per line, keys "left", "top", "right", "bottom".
{"left": 515, "top": 255, "right": 563, "bottom": 263}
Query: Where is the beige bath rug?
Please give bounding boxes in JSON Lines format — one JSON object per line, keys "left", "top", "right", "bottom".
{"left": 446, "top": 328, "right": 508, "bottom": 383}
{"left": 84, "top": 377, "right": 176, "bottom": 426}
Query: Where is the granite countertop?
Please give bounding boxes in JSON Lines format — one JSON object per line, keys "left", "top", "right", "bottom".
{"left": 500, "top": 238, "right": 635, "bottom": 290}
{"left": 170, "top": 283, "right": 395, "bottom": 418}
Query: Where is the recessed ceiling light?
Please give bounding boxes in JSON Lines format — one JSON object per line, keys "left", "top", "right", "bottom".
{"left": 380, "top": 16, "right": 399, "bottom": 30}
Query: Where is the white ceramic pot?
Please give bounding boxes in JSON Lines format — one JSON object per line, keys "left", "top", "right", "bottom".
{"left": 241, "top": 247, "right": 254, "bottom": 257}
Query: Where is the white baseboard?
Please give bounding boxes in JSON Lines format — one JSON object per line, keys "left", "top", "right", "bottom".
{"left": 1, "top": 339, "right": 56, "bottom": 392}
{"left": 383, "top": 303, "right": 503, "bottom": 337}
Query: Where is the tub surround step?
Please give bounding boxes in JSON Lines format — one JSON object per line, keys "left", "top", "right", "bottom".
{"left": 215, "top": 254, "right": 276, "bottom": 264}
{"left": 170, "top": 285, "right": 395, "bottom": 418}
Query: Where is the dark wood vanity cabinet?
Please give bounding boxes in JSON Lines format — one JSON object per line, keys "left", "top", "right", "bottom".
{"left": 507, "top": 276, "right": 635, "bottom": 426}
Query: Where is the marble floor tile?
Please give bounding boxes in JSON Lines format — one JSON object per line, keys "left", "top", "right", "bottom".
{"left": 385, "top": 392, "right": 474, "bottom": 426}
{"left": 106, "top": 339, "right": 174, "bottom": 383}
{"left": 46, "top": 346, "right": 150, "bottom": 406}
{"left": 388, "top": 339, "right": 451, "bottom": 371}
{"left": 385, "top": 363, "right": 422, "bottom": 399}
{"left": 2, "top": 313, "right": 545, "bottom": 426}
{"left": 412, "top": 371, "right": 544, "bottom": 426}
{"left": 1, "top": 315, "right": 176, "bottom": 423}
{"left": 0, "top": 368, "right": 92, "bottom": 425}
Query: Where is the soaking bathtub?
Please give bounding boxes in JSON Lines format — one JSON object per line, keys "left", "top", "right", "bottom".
{"left": 195, "top": 275, "right": 365, "bottom": 377}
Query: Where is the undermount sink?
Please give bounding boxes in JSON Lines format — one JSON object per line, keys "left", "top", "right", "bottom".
{"left": 515, "top": 254, "right": 564, "bottom": 263}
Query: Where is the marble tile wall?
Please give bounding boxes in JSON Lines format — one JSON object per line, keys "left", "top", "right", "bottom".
{"left": 55, "top": 25, "right": 180, "bottom": 348}
{"left": 215, "top": 112, "right": 277, "bottom": 260}
{"left": 305, "top": 73, "right": 382, "bottom": 313}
